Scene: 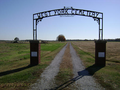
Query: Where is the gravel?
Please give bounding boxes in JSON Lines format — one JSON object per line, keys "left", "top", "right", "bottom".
{"left": 70, "top": 43, "right": 105, "bottom": 90}
{"left": 29, "top": 44, "right": 68, "bottom": 90}
{"left": 29, "top": 43, "right": 105, "bottom": 90}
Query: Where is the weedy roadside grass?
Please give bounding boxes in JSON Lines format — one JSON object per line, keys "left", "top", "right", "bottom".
{"left": 72, "top": 41, "right": 120, "bottom": 90}
{"left": 55, "top": 44, "right": 73, "bottom": 90}
{"left": 0, "top": 42, "right": 66, "bottom": 90}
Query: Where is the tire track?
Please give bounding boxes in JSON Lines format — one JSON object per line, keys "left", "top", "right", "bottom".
{"left": 70, "top": 43, "right": 105, "bottom": 90}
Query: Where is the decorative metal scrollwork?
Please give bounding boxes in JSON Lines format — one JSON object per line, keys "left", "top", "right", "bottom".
{"left": 36, "top": 19, "right": 42, "bottom": 25}
{"left": 34, "top": 6, "right": 102, "bottom": 20}
{"left": 93, "top": 17, "right": 100, "bottom": 25}
{"left": 33, "top": 6, "right": 103, "bottom": 40}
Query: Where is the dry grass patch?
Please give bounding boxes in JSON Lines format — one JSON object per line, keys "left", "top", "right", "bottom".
{"left": 55, "top": 44, "right": 73, "bottom": 90}
{"left": 106, "top": 42, "right": 120, "bottom": 63}
{"left": 72, "top": 41, "right": 120, "bottom": 63}
{"left": 72, "top": 41, "right": 95, "bottom": 55}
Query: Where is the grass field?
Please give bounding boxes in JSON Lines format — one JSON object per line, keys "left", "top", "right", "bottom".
{"left": 72, "top": 41, "right": 120, "bottom": 90}
{"left": 1, "top": 41, "right": 120, "bottom": 90}
{"left": 0, "top": 42, "right": 66, "bottom": 90}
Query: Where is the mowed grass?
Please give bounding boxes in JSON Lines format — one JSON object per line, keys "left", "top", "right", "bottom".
{"left": 0, "top": 42, "right": 66, "bottom": 90}
{"left": 72, "top": 41, "right": 120, "bottom": 90}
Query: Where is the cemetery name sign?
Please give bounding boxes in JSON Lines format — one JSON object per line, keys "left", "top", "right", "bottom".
{"left": 33, "top": 7, "right": 103, "bottom": 40}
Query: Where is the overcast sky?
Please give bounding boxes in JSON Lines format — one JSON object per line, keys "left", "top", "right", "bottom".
{"left": 0, "top": 0, "right": 120, "bottom": 40}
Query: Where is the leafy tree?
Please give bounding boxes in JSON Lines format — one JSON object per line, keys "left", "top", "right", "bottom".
{"left": 57, "top": 35, "right": 66, "bottom": 41}
{"left": 14, "top": 37, "right": 19, "bottom": 43}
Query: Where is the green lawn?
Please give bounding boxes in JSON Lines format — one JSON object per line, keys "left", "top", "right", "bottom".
{"left": 0, "top": 42, "right": 66, "bottom": 90}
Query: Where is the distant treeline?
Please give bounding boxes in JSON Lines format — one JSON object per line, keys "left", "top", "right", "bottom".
{"left": 0, "top": 40, "right": 29, "bottom": 43}
{"left": 0, "top": 38, "right": 120, "bottom": 43}
{"left": 0, "top": 40, "right": 48, "bottom": 43}
{"left": 66, "top": 38, "right": 120, "bottom": 41}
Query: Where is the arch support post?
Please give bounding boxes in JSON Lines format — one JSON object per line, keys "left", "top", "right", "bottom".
{"left": 95, "top": 40, "right": 107, "bottom": 66}
{"left": 99, "top": 13, "right": 103, "bottom": 40}
{"left": 30, "top": 40, "right": 41, "bottom": 66}
{"left": 33, "top": 14, "right": 37, "bottom": 40}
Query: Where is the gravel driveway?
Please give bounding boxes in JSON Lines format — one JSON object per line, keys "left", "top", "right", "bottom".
{"left": 29, "top": 43, "right": 104, "bottom": 90}
{"left": 29, "top": 44, "right": 67, "bottom": 90}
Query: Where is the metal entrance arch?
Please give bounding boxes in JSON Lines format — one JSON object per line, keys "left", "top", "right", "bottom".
{"left": 30, "top": 7, "right": 106, "bottom": 66}
{"left": 33, "top": 6, "right": 103, "bottom": 40}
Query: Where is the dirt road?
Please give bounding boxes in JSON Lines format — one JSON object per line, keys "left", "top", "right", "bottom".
{"left": 29, "top": 43, "right": 104, "bottom": 90}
